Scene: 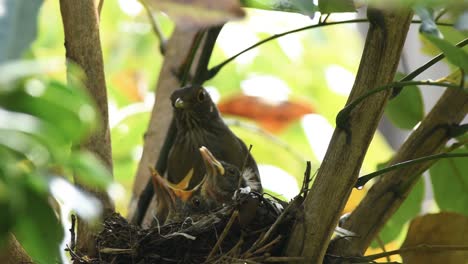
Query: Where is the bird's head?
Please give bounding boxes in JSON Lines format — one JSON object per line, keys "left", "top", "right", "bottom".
{"left": 199, "top": 146, "right": 241, "bottom": 203}
{"left": 170, "top": 86, "right": 219, "bottom": 124}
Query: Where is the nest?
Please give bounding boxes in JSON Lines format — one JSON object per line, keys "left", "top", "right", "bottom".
{"left": 70, "top": 192, "right": 304, "bottom": 264}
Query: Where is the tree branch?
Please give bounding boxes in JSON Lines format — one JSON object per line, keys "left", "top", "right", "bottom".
{"left": 0, "top": 235, "right": 32, "bottom": 264}
{"left": 59, "top": 0, "right": 114, "bottom": 256}
{"left": 327, "top": 86, "right": 468, "bottom": 258}
{"left": 284, "top": 8, "right": 413, "bottom": 263}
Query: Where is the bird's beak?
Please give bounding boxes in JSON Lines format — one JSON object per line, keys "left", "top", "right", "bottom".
{"left": 149, "top": 167, "right": 177, "bottom": 205}
{"left": 199, "top": 146, "right": 225, "bottom": 177}
{"left": 150, "top": 167, "right": 197, "bottom": 202}
{"left": 174, "top": 98, "right": 185, "bottom": 109}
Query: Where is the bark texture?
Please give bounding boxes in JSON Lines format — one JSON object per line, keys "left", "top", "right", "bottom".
{"left": 327, "top": 87, "right": 468, "bottom": 258}
{"left": 59, "top": 0, "right": 114, "bottom": 256}
{"left": 0, "top": 235, "right": 33, "bottom": 264}
{"left": 285, "top": 8, "right": 413, "bottom": 263}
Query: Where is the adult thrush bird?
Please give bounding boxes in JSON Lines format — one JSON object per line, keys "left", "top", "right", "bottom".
{"left": 167, "top": 85, "right": 262, "bottom": 193}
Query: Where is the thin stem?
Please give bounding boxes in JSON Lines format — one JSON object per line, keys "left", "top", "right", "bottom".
{"left": 355, "top": 152, "right": 468, "bottom": 188}
{"left": 139, "top": 0, "right": 167, "bottom": 54}
{"left": 400, "top": 38, "right": 468, "bottom": 82}
{"left": 206, "top": 19, "right": 455, "bottom": 81}
{"left": 435, "top": 8, "right": 447, "bottom": 22}
{"left": 337, "top": 80, "right": 465, "bottom": 127}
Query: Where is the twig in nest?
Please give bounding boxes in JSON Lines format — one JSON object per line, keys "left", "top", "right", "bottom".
{"left": 300, "top": 161, "right": 312, "bottom": 198}
{"left": 66, "top": 245, "right": 84, "bottom": 263}
{"left": 245, "top": 196, "right": 302, "bottom": 257}
{"left": 99, "top": 247, "right": 134, "bottom": 254}
{"left": 206, "top": 210, "right": 239, "bottom": 262}
{"left": 68, "top": 214, "right": 76, "bottom": 251}
{"left": 250, "top": 235, "right": 282, "bottom": 256}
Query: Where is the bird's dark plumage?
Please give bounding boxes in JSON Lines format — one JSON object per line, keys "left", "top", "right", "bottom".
{"left": 167, "top": 85, "right": 262, "bottom": 193}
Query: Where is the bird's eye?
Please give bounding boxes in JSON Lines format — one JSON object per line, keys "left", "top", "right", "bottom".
{"left": 192, "top": 198, "right": 201, "bottom": 207}
{"left": 197, "top": 89, "right": 205, "bottom": 102}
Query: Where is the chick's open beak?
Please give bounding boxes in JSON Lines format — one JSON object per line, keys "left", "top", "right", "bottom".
{"left": 199, "top": 146, "right": 225, "bottom": 177}
{"left": 150, "top": 167, "right": 198, "bottom": 203}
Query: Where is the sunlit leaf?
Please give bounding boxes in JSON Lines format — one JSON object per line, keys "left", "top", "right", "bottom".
{"left": 240, "top": 0, "right": 317, "bottom": 16}
{"left": 0, "top": 130, "right": 51, "bottom": 167}
{"left": 13, "top": 189, "right": 63, "bottom": 264}
{"left": 0, "top": 0, "right": 44, "bottom": 62}
{"left": 385, "top": 74, "right": 424, "bottom": 130}
{"left": 0, "top": 78, "right": 96, "bottom": 143}
{"left": 401, "top": 212, "right": 468, "bottom": 263}
{"left": 146, "top": 0, "right": 245, "bottom": 28}
{"left": 430, "top": 147, "right": 468, "bottom": 214}
{"left": 422, "top": 34, "right": 468, "bottom": 72}
{"left": 318, "top": 0, "right": 356, "bottom": 13}
{"left": 377, "top": 177, "right": 424, "bottom": 244}
{"left": 69, "top": 151, "right": 113, "bottom": 190}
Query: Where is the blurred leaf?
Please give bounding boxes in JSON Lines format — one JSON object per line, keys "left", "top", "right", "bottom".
{"left": 13, "top": 190, "right": 63, "bottom": 264}
{"left": 343, "top": 188, "right": 366, "bottom": 213}
{"left": 49, "top": 177, "right": 102, "bottom": 221}
{"left": 69, "top": 151, "right": 113, "bottom": 190}
{"left": 318, "top": 0, "right": 356, "bottom": 13}
{"left": 385, "top": 74, "right": 424, "bottom": 130}
{"left": 218, "top": 94, "right": 315, "bottom": 134}
{"left": 0, "top": 0, "right": 43, "bottom": 62}
{"left": 0, "top": 130, "right": 51, "bottom": 167}
{"left": 429, "top": 147, "right": 468, "bottom": 214}
{"left": 422, "top": 34, "right": 468, "bottom": 72}
{"left": 240, "top": 0, "right": 317, "bottom": 16}
{"left": 455, "top": 11, "right": 468, "bottom": 31}
{"left": 414, "top": 6, "right": 442, "bottom": 37}
{"left": 378, "top": 177, "right": 424, "bottom": 244}
{"left": 439, "top": 69, "right": 468, "bottom": 89}
{"left": 146, "top": 0, "right": 245, "bottom": 29}
{"left": 0, "top": 78, "right": 96, "bottom": 143}
{"left": 401, "top": 212, "right": 468, "bottom": 263}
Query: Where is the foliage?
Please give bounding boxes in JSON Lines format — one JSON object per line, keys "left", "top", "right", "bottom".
{"left": 1, "top": 0, "right": 467, "bottom": 262}
{"left": 0, "top": 61, "right": 113, "bottom": 263}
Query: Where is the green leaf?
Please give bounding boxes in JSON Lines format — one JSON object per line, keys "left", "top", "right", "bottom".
{"left": 318, "top": 0, "right": 356, "bottom": 13}
{"left": 378, "top": 177, "right": 424, "bottom": 244}
{"left": 0, "top": 78, "right": 96, "bottom": 143}
{"left": 240, "top": 0, "right": 317, "bottom": 16}
{"left": 385, "top": 74, "right": 424, "bottom": 130}
{"left": 0, "top": 0, "right": 44, "bottom": 62}
{"left": 69, "top": 151, "right": 112, "bottom": 190}
{"left": 0, "top": 130, "right": 52, "bottom": 167}
{"left": 422, "top": 34, "right": 468, "bottom": 73}
{"left": 430, "top": 147, "right": 468, "bottom": 215}
{"left": 13, "top": 189, "right": 63, "bottom": 264}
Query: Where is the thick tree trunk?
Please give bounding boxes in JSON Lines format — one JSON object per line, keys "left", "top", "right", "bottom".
{"left": 327, "top": 86, "right": 468, "bottom": 258}
{"left": 285, "top": 8, "right": 413, "bottom": 263}
{"left": 0, "top": 235, "right": 33, "bottom": 264}
{"left": 59, "top": 0, "right": 114, "bottom": 257}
